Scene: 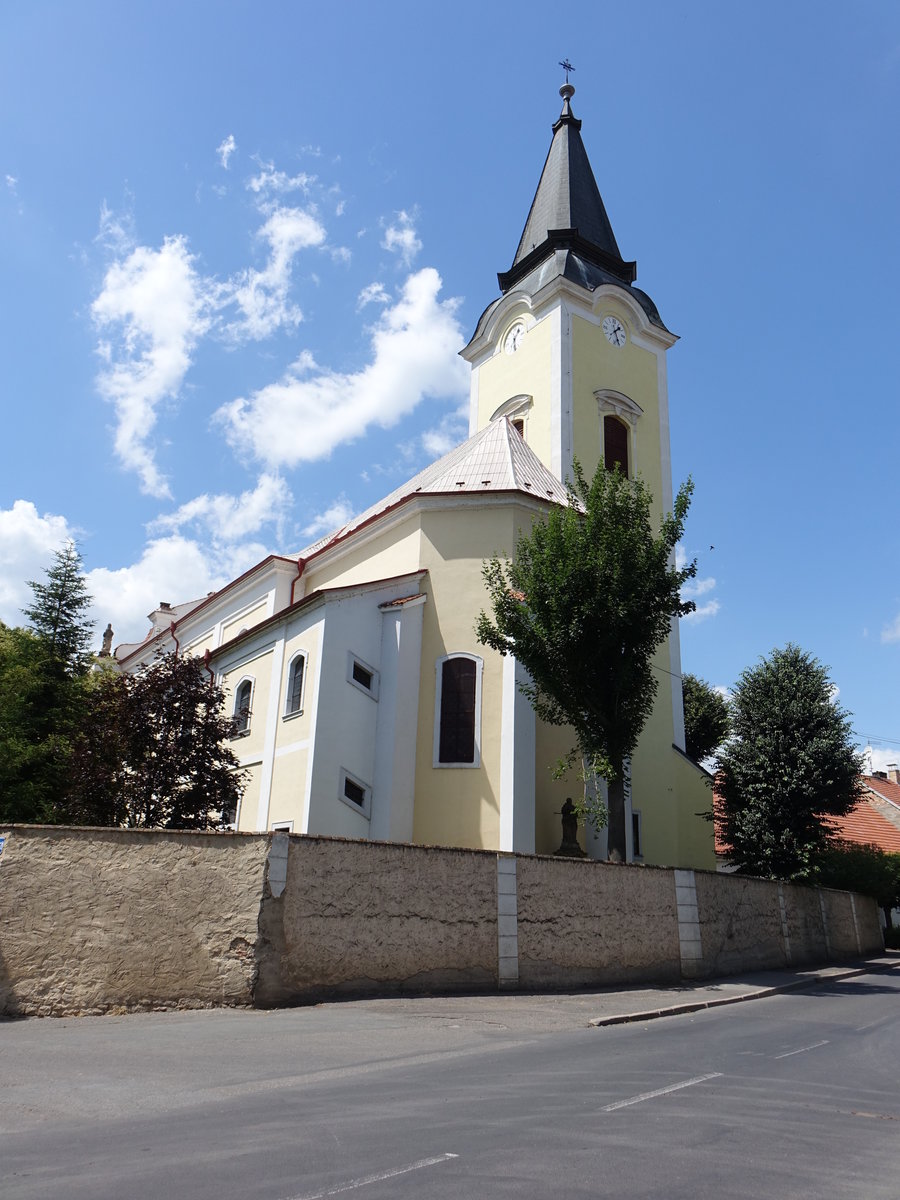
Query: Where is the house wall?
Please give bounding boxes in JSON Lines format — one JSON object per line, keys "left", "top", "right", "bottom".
{"left": 0, "top": 827, "right": 883, "bottom": 1018}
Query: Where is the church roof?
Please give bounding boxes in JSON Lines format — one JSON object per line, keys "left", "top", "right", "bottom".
{"left": 298, "top": 418, "right": 570, "bottom": 558}
{"left": 499, "top": 84, "right": 636, "bottom": 295}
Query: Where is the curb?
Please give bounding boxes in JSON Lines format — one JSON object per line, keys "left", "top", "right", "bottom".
{"left": 589, "top": 958, "right": 900, "bottom": 1028}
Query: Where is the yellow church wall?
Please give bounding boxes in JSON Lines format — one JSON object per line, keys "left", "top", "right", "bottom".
{"left": 570, "top": 311, "right": 663, "bottom": 500}
{"left": 302, "top": 523, "right": 423, "bottom": 595}
{"left": 267, "top": 745, "right": 310, "bottom": 831}
{"left": 222, "top": 648, "right": 275, "bottom": 766}
{"left": 534, "top": 721, "right": 581, "bottom": 854}
{"left": 475, "top": 312, "right": 556, "bottom": 469}
{"left": 181, "top": 630, "right": 216, "bottom": 658}
{"left": 236, "top": 762, "right": 262, "bottom": 833}
{"left": 264, "top": 620, "right": 323, "bottom": 827}
{"left": 668, "top": 751, "right": 718, "bottom": 870}
{"left": 222, "top": 599, "right": 269, "bottom": 645}
{"left": 410, "top": 503, "right": 534, "bottom": 850}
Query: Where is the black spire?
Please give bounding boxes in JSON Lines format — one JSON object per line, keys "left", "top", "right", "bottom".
{"left": 498, "top": 83, "right": 636, "bottom": 294}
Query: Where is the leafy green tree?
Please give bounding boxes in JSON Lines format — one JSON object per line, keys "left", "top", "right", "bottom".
{"left": 682, "top": 672, "right": 730, "bottom": 763}
{"left": 23, "top": 542, "right": 95, "bottom": 674}
{"left": 715, "top": 644, "right": 863, "bottom": 881}
{"left": 61, "top": 653, "right": 245, "bottom": 829}
{"left": 0, "top": 622, "right": 90, "bottom": 823}
{"left": 477, "top": 459, "right": 696, "bottom": 861}
{"left": 817, "top": 841, "right": 900, "bottom": 928}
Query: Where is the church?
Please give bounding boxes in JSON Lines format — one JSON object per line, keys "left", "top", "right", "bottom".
{"left": 116, "top": 81, "right": 716, "bottom": 870}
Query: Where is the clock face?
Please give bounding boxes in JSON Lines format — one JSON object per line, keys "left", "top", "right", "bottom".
{"left": 602, "top": 315, "right": 626, "bottom": 347}
{"left": 504, "top": 323, "right": 525, "bottom": 354}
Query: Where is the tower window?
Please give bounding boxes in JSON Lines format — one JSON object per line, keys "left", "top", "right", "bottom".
{"left": 604, "top": 415, "right": 629, "bottom": 477}
{"left": 511, "top": 418, "right": 525, "bottom": 438}
{"left": 434, "top": 653, "right": 483, "bottom": 767}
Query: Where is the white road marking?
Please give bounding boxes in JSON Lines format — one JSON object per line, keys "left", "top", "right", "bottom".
{"left": 601, "top": 1072, "right": 722, "bottom": 1112}
{"left": 284, "top": 1153, "right": 459, "bottom": 1199}
{"left": 774, "top": 1039, "right": 829, "bottom": 1059}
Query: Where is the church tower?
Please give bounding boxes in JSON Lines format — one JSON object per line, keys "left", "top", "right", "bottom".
{"left": 461, "top": 80, "right": 693, "bottom": 854}
{"left": 461, "top": 79, "right": 678, "bottom": 528}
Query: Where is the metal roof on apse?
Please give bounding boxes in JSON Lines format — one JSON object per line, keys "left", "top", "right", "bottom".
{"left": 296, "top": 418, "right": 570, "bottom": 558}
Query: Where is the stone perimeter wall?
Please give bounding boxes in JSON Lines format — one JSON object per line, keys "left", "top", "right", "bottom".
{"left": 0, "top": 826, "right": 884, "bottom": 1017}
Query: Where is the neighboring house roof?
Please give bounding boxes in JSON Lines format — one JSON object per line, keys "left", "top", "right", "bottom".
{"left": 826, "top": 796, "right": 900, "bottom": 855}
{"left": 293, "top": 417, "right": 571, "bottom": 559}
{"left": 713, "top": 782, "right": 900, "bottom": 859}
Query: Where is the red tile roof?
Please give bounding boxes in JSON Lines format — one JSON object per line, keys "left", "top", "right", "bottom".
{"left": 713, "top": 782, "right": 900, "bottom": 857}
{"left": 862, "top": 774, "right": 900, "bottom": 808}
{"left": 826, "top": 798, "right": 900, "bottom": 855}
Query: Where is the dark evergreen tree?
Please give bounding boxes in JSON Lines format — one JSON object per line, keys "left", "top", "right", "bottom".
{"left": 682, "top": 672, "right": 730, "bottom": 763}
{"left": 715, "top": 644, "right": 863, "bottom": 881}
{"left": 24, "top": 542, "right": 95, "bottom": 673}
{"left": 477, "top": 459, "right": 696, "bottom": 861}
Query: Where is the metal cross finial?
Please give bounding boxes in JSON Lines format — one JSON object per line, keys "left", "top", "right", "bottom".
{"left": 559, "top": 58, "right": 575, "bottom": 83}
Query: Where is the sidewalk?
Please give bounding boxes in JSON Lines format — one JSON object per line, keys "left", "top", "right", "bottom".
{"left": 340, "top": 953, "right": 900, "bottom": 1033}
{"left": 586, "top": 952, "right": 900, "bottom": 1026}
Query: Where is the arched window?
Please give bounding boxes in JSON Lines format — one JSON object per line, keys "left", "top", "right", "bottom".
{"left": 604, "top": 414, "right": 629, "bottom": 476}
{"left": 434, "top": 653, "right": 483, "bottom": 767}
{"left": 232, "top": 677, "right": 253, "bottom": 736}
{"left": 284, "top": 653, "right": 306, "bottom": 716}
{"left": 595, "top": 390, "right": 642, "bottom": 481}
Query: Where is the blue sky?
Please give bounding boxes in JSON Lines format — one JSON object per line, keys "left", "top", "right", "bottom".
{"left": 2, "top": 2, "right": 899, "bottom": 766}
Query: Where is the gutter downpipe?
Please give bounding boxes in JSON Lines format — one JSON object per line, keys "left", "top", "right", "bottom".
{"left": 290, "top": 557, "right": 307, "bottom": 606}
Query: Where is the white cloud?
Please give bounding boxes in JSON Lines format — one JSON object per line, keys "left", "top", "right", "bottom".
{"left": 247, "top": 161, "right": 315, "bottom": 198}
{"left": 95, "top": 200, "right": 135, "bottom": 256}
{"left": 222, "top": 206, "right": 326, "bottom": 341}
{"left": 217, "top": 267, "right": 468, "bottom": 468}
{"left": 149, "top": 473, "right": 291, "bottom": 543}
{"left": 217, "top": 134, "right": 237, "bottom": 169}
{"left": 418, "top": 405, "right": 468, "bottom": 458}
{"left": 92, "top": 234, "right": 211, "bottom": 498}
{"left": 382, "top": 210, "right": 422, "bottom": 266}
{"left": 682, "top": 599, "right": 721, "bottom": 623}
{"left": 682, "top": 576, "right": 716, "bottom": 599}
{"left": 87, "top": 535, "right": 268, "bottom": 647}
{"left": 677, "top": 543, "right": 719, "bottom": 622}
{"left": 5, "top": 174, "right": 18, "bottom": 193}
{"left": 865, "top": 745, "right": 900, "bottom": 775}
{"left": 0, "top": 501, "right": 76, "bottom": 625}
{"left": 300, "top": 497, "right": 355, "bottom": 540}
{"left": 357, "top": 281, "right": 390, "bottom": 310}
{"left": 881, "top": 613, "right": 900, "bottom": 643}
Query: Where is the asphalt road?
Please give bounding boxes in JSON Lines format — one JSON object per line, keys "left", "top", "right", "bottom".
{"left": 3, "top": 967, "right": 900, "bottom": 1199}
